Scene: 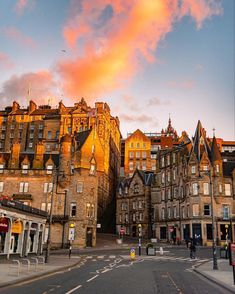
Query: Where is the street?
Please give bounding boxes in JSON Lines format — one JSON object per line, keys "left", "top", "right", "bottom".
{"left": 0, "top": 246, "right": 231, "bottom": 294}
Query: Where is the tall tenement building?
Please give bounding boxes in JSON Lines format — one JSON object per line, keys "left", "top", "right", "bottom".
{"left": 0, "top": 98, "right": 121, "bottom": 249}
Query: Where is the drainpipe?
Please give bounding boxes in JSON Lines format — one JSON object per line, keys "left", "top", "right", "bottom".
{"left": 61, "top": 189, "right": 67, "bottom": 248}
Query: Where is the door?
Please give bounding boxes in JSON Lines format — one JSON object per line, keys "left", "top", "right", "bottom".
{"left": 86, "top": 228, "right": 93, "bottom": 247}
{"left": 192, "top": 223, "right": 202, "bottom": 245}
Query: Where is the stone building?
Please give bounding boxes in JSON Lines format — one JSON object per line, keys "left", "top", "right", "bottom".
{"left": 116, "top": 170, "right": 154, "bottom": 238}
{"left": 121, "top": 118, "right": 180, "bottom": 177}
{"left": 0, "top": 99, "right": 121, "bottom": 248}
{"left": 152, "top": 121, "right": 235, "bottom": 246}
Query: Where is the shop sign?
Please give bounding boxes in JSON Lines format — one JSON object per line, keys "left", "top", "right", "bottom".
{"left": 11, "top": 220, "right": 23, "bottom": 234}
{"left": 0, "top": 217, "right": 9, "bottom": 232}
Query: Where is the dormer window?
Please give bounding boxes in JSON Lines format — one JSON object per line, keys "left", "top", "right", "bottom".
{"left": 46, "top": 165, "right": 53, "bottom": 174}
{"left": 22, "top": 164, "right": 29, "bottom": 174}
{"left": 0, "top": 164, "right": 4, "bottom": 173}
{"left": 90, "top": 163, "right": 96, "bottom": 175}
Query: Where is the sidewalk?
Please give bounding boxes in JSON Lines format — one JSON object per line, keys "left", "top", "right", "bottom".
{"left": 194, "top": 259, "right": 235, "bottom": 293}
{"left": 0, "top": 255, "right": 80, "bottom": 289}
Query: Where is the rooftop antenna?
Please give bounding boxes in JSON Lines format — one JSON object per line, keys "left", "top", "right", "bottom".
{"left": 212, "top": 127, "right": 216, "bottom": 137}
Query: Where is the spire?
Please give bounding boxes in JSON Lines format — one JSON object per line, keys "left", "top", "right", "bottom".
{"left": 192, "top": 120, "right": 211, "bottom": 162}
{"left": 210, "top": 136, "right": 222, "bottom": 163}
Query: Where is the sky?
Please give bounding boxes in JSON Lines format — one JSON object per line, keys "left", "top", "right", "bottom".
{"left": 0, "top": 0, "right": 234, "bottom": 140}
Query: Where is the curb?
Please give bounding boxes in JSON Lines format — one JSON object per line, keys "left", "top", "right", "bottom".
{"left": 193, "top": 267, "right": 235, "bottom": 293}
{"left": 0, "top": 259, "right": 82, "bottom": 289}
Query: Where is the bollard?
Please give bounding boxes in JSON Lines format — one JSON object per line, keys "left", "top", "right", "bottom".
{"left": 130, "top": 248, "right": 136, "bottom": 260}
{"left": 160, "top": 247, "right": 164, "bottom": 255}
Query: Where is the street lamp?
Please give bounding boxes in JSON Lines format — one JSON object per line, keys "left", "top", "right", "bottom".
{"left": 208, "top": 168, "right": 218, "bottom": 270}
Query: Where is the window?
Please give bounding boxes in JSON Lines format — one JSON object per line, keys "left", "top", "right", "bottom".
{"left": 151, "top": 154, "right": 157, "bottom": 159}
{"left": 204, "top": 204, "right": 211, "bottom": 216}
{"left": 187, "top": 205, "right": 190, "bottom": 217}
{"left": 139, "top": 212, "right": 143, "bottom": 221}
{"left": 1, "top": 134, "right": 5, "bottom": 139}
{"left": 142, "top": 151, "right": 146, "bottom": 159}
{"left": 216, "top": 165, "right": 220, "bottom": 173}
{"left": 30, "top": 133, "right": 34, "bottom": 139}
{"left": 132, "top": 201, "right": 136, "bottom": 209}
{"left": 41, "top": 202, "right": 51, "bottom": 213}
{"left": 134, "top": 183, "right": 139, "bottom": 194}
{"left": 161, "top": 190, "right": 165, "bottom": 201}
{"left": 132, "top": 213, "right": 136, "bottom": 222}
{"left": 161, "top": 172, "right": 165, "bottom": 184}
{"left": 219, "top": 183, "right": 222, "bottom": 193}
{"left": 203, "top": 183, "right": 209, "bottom": 195}
{"left": 90, "top": 163, "right": 96, "bottom": 175}
{"left": 129, "top": 152, "right": 134, "bottom": 158}
{"left": 167, "top": 171, "right": 170, "bottom": 182}
{"left": 10, "top": 132, "right": 14, "bottom": 138}
{"left": 46, "top": 165, "right": 53, "bottom": 174}
{"left": 192, "top": 204, "right": 199, "bottom": 216}
{"left": 138, "top": 200, "right": 143, "bottom": 209}
{"left": 129, "top": 162, "right": 133, "bottom": 171}
{"left": 38, "top": 132, "right": 43, "bottom": 139}
{"left": 173, "top": 153, "right": 176, "bottom": 164}
{"left": 119, "top": 214, "right": 122, "bottom": 223}
{"left": 167, "top": 155, "right": 170, "bottom": 165}
{"left": 39, "top": 124, "right": 43, "bottom": 130}
{"left": 19, "top": 182, "right": 29, "bottom": 193}
{"left": 47, "top": 131, "right": 52, "bottom": 139}
{"left": 222, "top": 205, "right": 230, "bottom": 219}
{"left": 10, "top": 124, "right": 15, "bottom": 130}
{"left": 225, "top": 184, "right": 231, "bottom": 196}
{"left": 182, "top": 206, "right": 185, "bottom": 218}
{"left": 173, "top": 169, "right": 176, "bottom": 180}
{"left": 0, "top": 164, "right": 4, "bottom": 173}
{"left": 192, "top": 183, "right": 198, "bottom": 195}
{"left": 86, "top": 203, "right": 94, "bottom": 218}
{"left": 151, "top": 163, "right": 156, "bottom": 170}
{"left": 206, "top": 224, "right": 212, "bottom": 240}
{"left": 161, "top": 208, "right": 165, "bottom": 219}
{"left": 77, "top": 182, "right": 83, "bottom": 193}
{"left": 161, "top": 157, "right": 165, "bottom": 167}
{"left": 30, "top": 125, "right": 35, "bottom": 131}
{"left": 0, "top": 182, "right": 4, "bottom": 192}
{"left": 136, "top": 151, "right": 140, "bottom": 158}
{"left": 121, "top": 202, "right": 127, "bottom": 210}
{"left": 1, "top": 125, "right": 6, "bottom": 130}
{"left": 70, "top": 202, "right": 77, "bottom": 217}
{"left": 173, "top": 206, "right": 177, "bottom": 218}
{"left": 203, "top": 165, "right": 208, "bottom": 171}
{"left": 19, "top": 124, "right": 23, "bottom": 130}
{"left": 125, "top": 213, "right": 128, "bottom": 223}
{"left": 136, "top": 142, "right": 140, "bottom": 148}
{"left": 136, "top": 162, "right": 140, "bottom": 169}
{"left": 168, "top": 189, "right": 171, "bottom": 200}
{"left": 125, "top": 187, "right": 128, "bottom": 194}
{"left": 22, "top": 164, "right": 29, "bottom": 174}
{"left": 44, "top": 182, "right": 53, "bottom": 193}
{"left": 119, "top": 187, "right": 122, "bottom": 195}
{"left": 174, "top": 187, "right": 178, "bottom": 198}
{"left": 28, "top": 142, "right": 33, "bottom": 148}
{"left": 56, "top": 131, "right": 59, "bottom": 139}
{"left": 130, "top": 142, "right": 134, "bottom": 148}
{"left": 168, "top": 207, "right": 171, "bottom": 218}
{"left": 191, "top": 166, "right": 196, "bottom": 174}
{"left": 142, "top": 162, "right": 146, "bottom": 170}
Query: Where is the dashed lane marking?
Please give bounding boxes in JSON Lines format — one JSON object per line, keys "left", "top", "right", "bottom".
{"left": 64, "top": 285, "right": 82, "bottom": 294}
{"left": 87, "top": 275, "right": 99, "bottom": 282}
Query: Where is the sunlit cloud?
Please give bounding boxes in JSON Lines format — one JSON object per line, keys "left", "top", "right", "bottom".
{"left": 56, "top": 0, "right": 222, "bottom": 99}
{"left": 0, "top": 71, "right": 57, "bottom": 106}
{"left": 2, "top": 27, "right": 36, "bottom": 48}
{"left": 15, "top": 0, "right": 34, "bottom": 15}
{"left": 0, "top": 52, "right": 14, "bottom": 70}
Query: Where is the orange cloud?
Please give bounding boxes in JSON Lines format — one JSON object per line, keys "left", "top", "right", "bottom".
{"left": 57, "top": 0, "right": 221, "bottom": 99}
{"left": 0, "top": 71, "right": 57, "bottom": 105}
{"left": 3, "top": 27, "right": 36, "bottom": 48}
{"left": 0, "top": 52, "right": 14, "bottom": 70}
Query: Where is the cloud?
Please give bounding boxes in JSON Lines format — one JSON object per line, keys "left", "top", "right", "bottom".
{"left": 119, "top": 113, "right": 155, "bottom": 123}
{"left": 147, "top": 97, "right": 170, "bottom": 106}
{"left": 167, "top": 79, "right": 194, "bottom": 90}
{"left": 2, "top": 27, "right": 36, "bottom": 48}
{"left": 15, "top": 0, "right": 34, "bottom": 15}
{"left": 0, "top": 52, "right": 14, "bottom": 70}
{"left": 56, "top": 0, "right": 222, "bottom": 98}
{"left": 0, "top": 71, "right": 58, "bottom": 105}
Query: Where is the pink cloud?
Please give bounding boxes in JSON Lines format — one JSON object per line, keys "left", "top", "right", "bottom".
{"left": 0, "top": 71, "right": 58, "bottom": 105}
{"left": 3, "top": 27, "right": 36, "bottom": 48}
{"left": 15, "top": 0, "right": 35, "bottom": 15}
{"left": 0, "top": 52, "right": 14, "bottom": 70}
{"left": 167, "top": 79, "right": 195, "bottom": 90}
{"left": 56, "top": 0, "right": 221, "bottom": 99}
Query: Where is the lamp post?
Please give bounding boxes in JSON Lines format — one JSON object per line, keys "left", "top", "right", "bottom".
{"left": 209, "top": 169, "right": 218, "bottom": 270}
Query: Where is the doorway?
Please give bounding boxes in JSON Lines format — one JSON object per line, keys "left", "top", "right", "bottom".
{"left": 86, "top": 228, "right": 93, "bottom": 247}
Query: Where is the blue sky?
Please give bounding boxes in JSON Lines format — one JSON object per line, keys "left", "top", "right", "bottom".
{"left": 0, "top": 0, "right": 234, "bottom": 140}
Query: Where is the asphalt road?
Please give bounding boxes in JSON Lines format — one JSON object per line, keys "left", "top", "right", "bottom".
{"left": 0, "top": 247, "right": 230, "bottom": 294}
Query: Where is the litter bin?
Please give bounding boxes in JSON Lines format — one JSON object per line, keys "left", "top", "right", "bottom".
{"left": 220, "top": 247, "right": 228, "bottom": 259}
{"left": 147, "top": 247, "right": 156, "bottom": 256}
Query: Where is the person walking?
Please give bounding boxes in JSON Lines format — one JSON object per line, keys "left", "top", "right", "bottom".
{"left": 69, "top": 244, "right": 72, "bottom": 259}
{"left": 189, "top": 239, "right": 196, "bottom": 259}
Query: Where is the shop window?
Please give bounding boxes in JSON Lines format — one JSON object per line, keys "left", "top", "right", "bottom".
{"left": 70, "top": 202, "right": 77, "bottom": 217}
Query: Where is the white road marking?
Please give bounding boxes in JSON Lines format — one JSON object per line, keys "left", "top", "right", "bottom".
{"left": 109, "top": 255, "right": 116, "bottom": 259}
{"left": 64, "top": 285, "right": 82, "bottom": 294}
{"left": 87, "top": 275, "right": 99, "bottom": 282}
{"left": 97, "top": 255, "right": 104, "bottom": 259}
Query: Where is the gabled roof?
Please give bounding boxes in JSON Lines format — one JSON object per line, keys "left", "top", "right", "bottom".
{"left": 210, "top": 136, "right": 222, "bottom": 163}
{"left": 191, "top": 120, "right": 211, "bottom": 162}
{"left": 132, "top": 169, "right": 155, "bottom": 186}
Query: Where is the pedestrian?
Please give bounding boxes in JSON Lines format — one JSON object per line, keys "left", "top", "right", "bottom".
{"left": 69, "top": 244, "right": 72, "bottom": 259}
{"left": 189, "top": 241, "right": 196, "bottom": 259}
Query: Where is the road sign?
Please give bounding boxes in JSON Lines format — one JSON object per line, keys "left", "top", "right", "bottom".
{"left": 68, "top": 227, "right": 75, "bottom": 241}
{"left": 130, "top": 248, "right": 135, "bottom": 259}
